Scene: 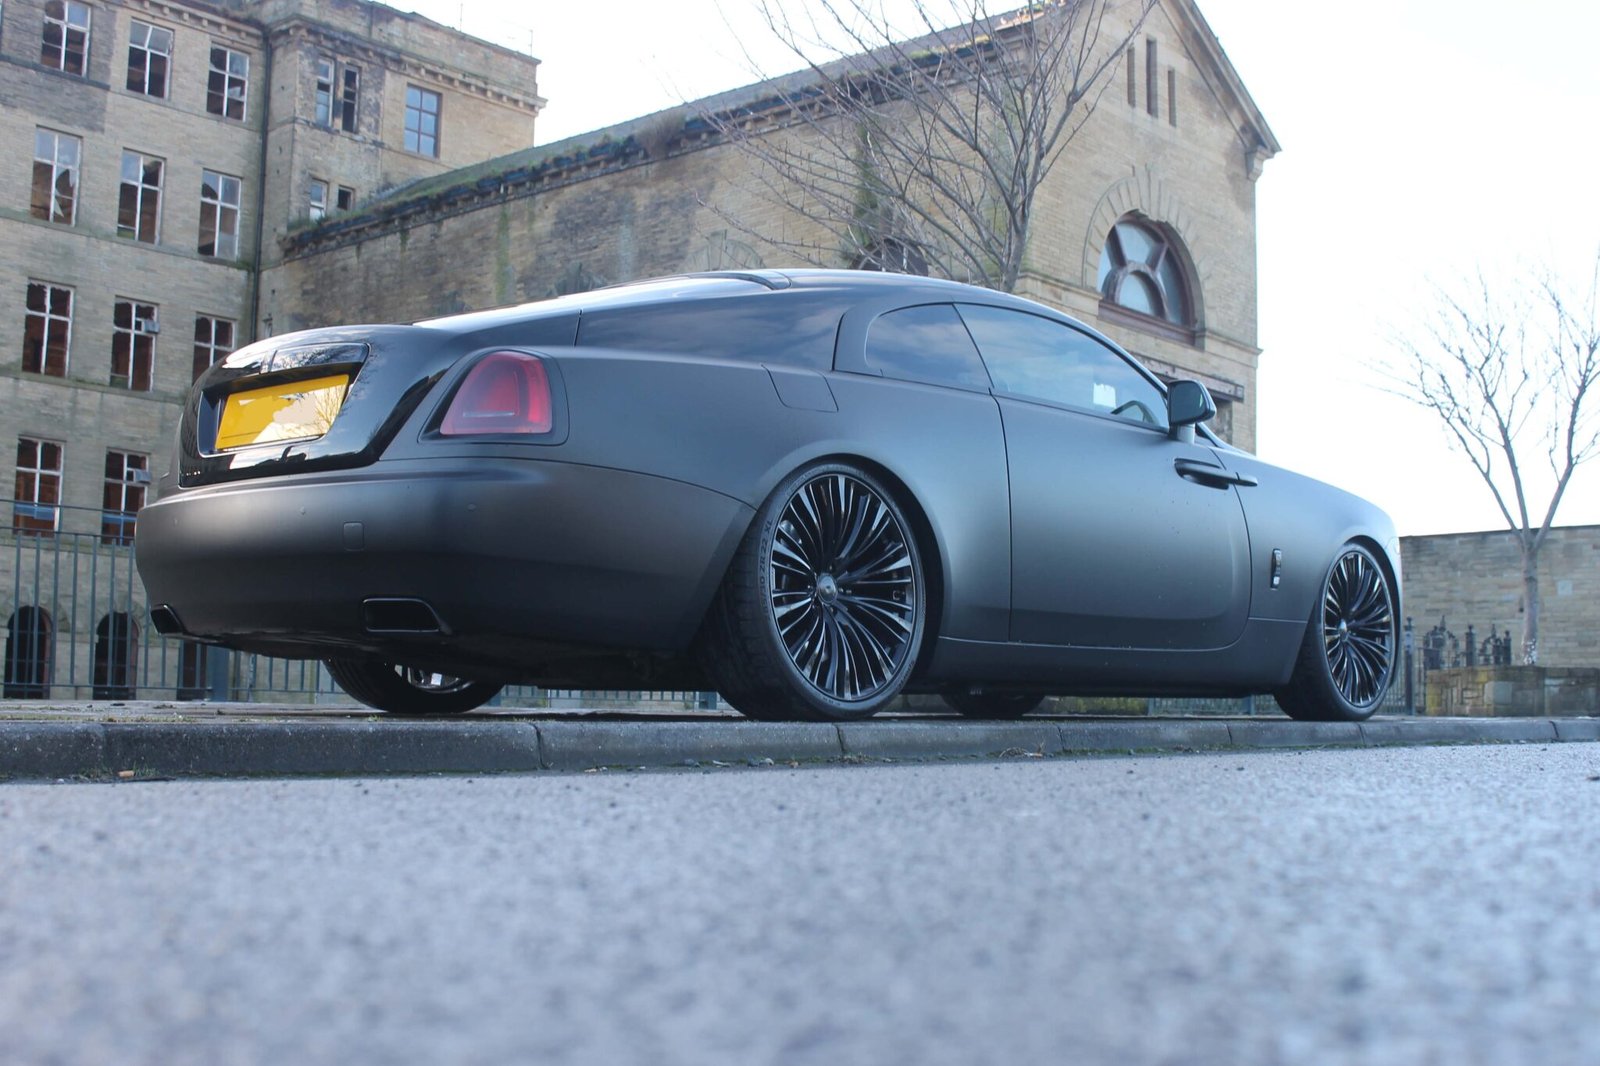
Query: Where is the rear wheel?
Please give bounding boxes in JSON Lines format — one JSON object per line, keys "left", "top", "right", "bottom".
{"left": 942, "top": 692, "right": 1046, "bottom": 719}
{"left": 324, "top": 659, "right": 502, "bottom": 715}
{"left": 1275, "top": 544, "right": 1397, "bottom": 722}
{"left": 699, "top": 463, "right": 926, "bottom": 721}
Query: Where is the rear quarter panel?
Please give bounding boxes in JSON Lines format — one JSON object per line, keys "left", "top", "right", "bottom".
{"left": 385, "top": 349, "right": 1014, "bottom": 643}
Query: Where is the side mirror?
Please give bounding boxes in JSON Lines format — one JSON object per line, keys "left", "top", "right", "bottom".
{"left": 1167, "top": 380, "right": 1215, "bottom": 443}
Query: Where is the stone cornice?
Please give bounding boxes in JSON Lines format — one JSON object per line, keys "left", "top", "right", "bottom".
{"left": 268, "top": 18, "right": 544, "bottom": 114}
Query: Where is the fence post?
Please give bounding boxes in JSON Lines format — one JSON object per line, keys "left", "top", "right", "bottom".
{"left": 208, "top": 647, "right": 231, "bottom": 702}
{"left": 1403, "top": 616, "right": 1415, "bottom": 714}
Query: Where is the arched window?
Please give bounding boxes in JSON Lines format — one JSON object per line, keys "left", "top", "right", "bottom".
{"left": 177, "top": 641, "right": 209, "bottom": 701}
{"left": 93, "top": 612, "right": 139, "bottom": 700}
{"left": 5, "top": 607, "right": 53, "bottom": 698}
{"left": 1097, "top": 218, "right": 1194, "bottom": 341}
{"left": 851, "top": 237, "right": 929, "bottom": 277}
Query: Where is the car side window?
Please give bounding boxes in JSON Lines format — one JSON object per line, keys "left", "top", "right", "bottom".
{"left": 956, "top": 304, "right": 1168, "bottom": 429}
{"left": 863, "top": 304, "right": 992, "bottom": 390}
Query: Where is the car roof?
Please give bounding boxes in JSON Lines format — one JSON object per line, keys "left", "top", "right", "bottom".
{"left": 415, "top": 269, "right": 1043, "bottom": 332}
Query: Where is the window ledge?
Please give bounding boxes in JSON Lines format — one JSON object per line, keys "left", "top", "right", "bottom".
{"left": 1096, "top": 301, "right": 1197, "bottom": 346}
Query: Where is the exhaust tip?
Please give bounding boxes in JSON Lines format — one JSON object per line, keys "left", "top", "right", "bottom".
{"left": 149, "top": 605, "right": 185, "bottom": 636}
{"left": 362, "top": 597, "right": 446, "bottom": 635}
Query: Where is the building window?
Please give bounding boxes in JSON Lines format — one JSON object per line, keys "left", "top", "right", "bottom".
{"left": 192, "top": 315, "right": 235, "bottom": 382}
{"left": 23, "top": 282, "right": 72, "bottom": 377}
{"left": 315, "top": 59, "right": 359, "bottom": 131}
{"left": 851, "top": 236, "right": 929, "bottom": 276}
{"left": 199, "top": 170, "right": 241, "bottom": 259}
{"left": 177, "top": 641, "right": 208, "bottom": 701}
{"left": 336, "top": 185, "right": 355, "bottom": 212}
{"left": 314, "top": 58, "right": 334, "bottom": 125}
{"left": 101, "top": 450, "right": 148, "bottom": 545}
{"left": 4, "top": 607, "right": 54, "bottom": 699}
{"left": 1167, "top": 67, "right": 1177, "bottom": 127}
{"left": 1145, "top": 39, "right": 1159, "bottom": 118}
{"left": 340, "top": 66, "right": 360, "bottom": 132}
{"left": 111, "top": 300, "right": 157, "bottom": 391}
{"left": 207, "top": 45, "right": 249, "bottom": 121}
{"left": 13, "top": 438, "right": 63, "bottom": 536}
{"left": 41, "top": 1, "right": 90, "bottom": 77}
{"left": 1097, "top": 217, "right": 1195, "bottom": 340}
{"left": 308, "top": 178, "right": 327, "bottom": 221}
{"left": 404, "top": 86, "right": 441, "bottom": 157}
{"left": 92, "top": 612, "right": 138, "bottom": 699}
{"left": 1126, "top": 47, "right": 1136, "bottom": 107}
{"left": 31, "top": 129, "right": 80, "bottom": 225}
{"left": 126, "top": 19, "right": 172, "bottom": 98}
{"left": 117, "top": 150, "right": 163, "bottom": 244}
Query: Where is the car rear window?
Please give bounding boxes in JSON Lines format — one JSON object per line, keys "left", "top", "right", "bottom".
{"left": 576, "top": 292, "right": 841, "bottom": 370}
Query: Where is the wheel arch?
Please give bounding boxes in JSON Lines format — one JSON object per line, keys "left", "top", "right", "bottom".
{"left": 1349, "top": 533, "right": 1404, "bottom": 638}
{"left": 822, "top": 453, "right": 947, "bottom": 681}
{"left": 703, "top": 451, "right": 949, "bottom": 676}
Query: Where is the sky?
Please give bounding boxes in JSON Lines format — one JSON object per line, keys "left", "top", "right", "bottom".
{"left": 401, "top": 0, "right": 1600, "bottom": 537}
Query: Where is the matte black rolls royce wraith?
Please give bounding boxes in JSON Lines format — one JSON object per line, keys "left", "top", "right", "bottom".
{"left": 135, "top": 270, "right": 1399, "bottom": 721}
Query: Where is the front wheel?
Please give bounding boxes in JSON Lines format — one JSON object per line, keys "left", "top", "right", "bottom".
{"left": 325, "top": 659, "right": 502, "bottom": 715}
{"left": 1275, "top": 544, "right": 1397, "bottom": 722}
{"left": 698, "top": 463, "right": 927, "bottom": 721}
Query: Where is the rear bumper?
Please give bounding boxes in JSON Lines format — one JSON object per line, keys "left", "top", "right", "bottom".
{"left": 134, "top": 456, "right": 753, "bottom": 666}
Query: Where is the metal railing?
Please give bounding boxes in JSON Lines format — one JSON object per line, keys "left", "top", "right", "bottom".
{"left": 0, "top": 497, "right": 1436, "bottom": 715}
{"left": 0, "top": 498, "right": 720, "bottom": 706}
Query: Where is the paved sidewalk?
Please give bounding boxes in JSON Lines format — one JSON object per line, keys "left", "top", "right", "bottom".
{"left": 0, "top": 700, "right": 1595, "bottom": 780}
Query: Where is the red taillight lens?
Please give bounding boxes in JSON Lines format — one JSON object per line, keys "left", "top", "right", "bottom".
{"left": 440, "top": 352, "right": 553, "bottom": 436}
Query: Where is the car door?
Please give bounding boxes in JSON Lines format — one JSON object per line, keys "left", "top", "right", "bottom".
{"left": 956, "top": 304, "right": 1252, "bottom": 650}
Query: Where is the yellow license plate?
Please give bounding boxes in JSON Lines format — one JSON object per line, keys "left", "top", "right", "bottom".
{"left": 216, "top": 374, "right": 351, "bottom": 451}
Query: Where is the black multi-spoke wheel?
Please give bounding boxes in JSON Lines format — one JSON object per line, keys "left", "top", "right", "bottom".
{"left": 325, "top": 659, "right": 502, "bottom": 715}
{"left": 1276, "top": 544, "right": 1396, "bottom": 722}
{"left": 698, "top": 463, "right": 927, "bottom": 721}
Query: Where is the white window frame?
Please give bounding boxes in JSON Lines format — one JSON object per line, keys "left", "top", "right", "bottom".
{"left": 199, "top": 170, "right": 242, "bottom": 259}
{"left": 207, "top": 45, "right": 249, "bottom": 121}
{"left": 31, "top": 128, "right": 80, "bottom": 225}
{"left": 126, "top": 19, "right": 173, "bottom": 98}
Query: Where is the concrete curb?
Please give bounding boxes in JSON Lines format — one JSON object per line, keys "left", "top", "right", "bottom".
{"left": 1, "top": 712, "right": 1596, "bottom": 781}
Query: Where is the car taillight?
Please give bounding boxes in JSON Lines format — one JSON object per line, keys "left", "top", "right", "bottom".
{"left": 440, "top": 352, "right": 553, "bottom": 436}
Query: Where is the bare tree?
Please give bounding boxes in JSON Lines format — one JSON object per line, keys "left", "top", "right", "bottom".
{"left": 1391, "top": 266, "right": 1600, "bottom": 663}
{"left": 704, "top": 0, "right": 1155, "bottom": 292}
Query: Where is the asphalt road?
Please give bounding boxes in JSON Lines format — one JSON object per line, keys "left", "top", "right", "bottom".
{"left": 3, "top": 743, "right": 1599, "bottom": 1065}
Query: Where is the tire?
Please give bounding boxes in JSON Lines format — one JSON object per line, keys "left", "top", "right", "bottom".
{"left": 324, "top": 659, "right": 502, "bottom": 715}
{"left": 698, "top": 463, "right": 927, "bottom": 721}
{"left": 1275, "top": 544, "right": 1397, "bottom": 722}
{"left": 942, "top": 692, "right": 1046, "bottom": 719}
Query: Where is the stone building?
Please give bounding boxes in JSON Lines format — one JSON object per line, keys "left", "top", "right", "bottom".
{"left": 0, "top": 0, "right": 542, "bottom": 695}
{"left": 268, "top": 0, "right": 1277, "bottom": 451}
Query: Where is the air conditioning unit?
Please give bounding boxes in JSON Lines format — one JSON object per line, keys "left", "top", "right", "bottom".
{"left": 135, "top": 315, "right": 160, "bottom": 335}
{"left": 129, "top": 469, "right": 153, "bottom": 485}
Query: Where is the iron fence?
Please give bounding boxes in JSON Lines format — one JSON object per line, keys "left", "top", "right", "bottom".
{"left": 0, "top": 497, "right": 1445, "bottom": 715}
{"left": 0, "top": 498, "right": 718, "bottom": 707}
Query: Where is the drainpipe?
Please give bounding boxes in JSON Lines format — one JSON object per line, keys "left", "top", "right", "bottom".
{"left": 248, "top": 27, "right": 274, "bottom": 342}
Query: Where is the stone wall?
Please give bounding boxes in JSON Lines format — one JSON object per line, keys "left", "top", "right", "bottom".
{"left": 1401, "top": 525, "right": 1600, "bottom": 667}
{"left": 1424, "top": 666, "right": 1600, "bottom": 717}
